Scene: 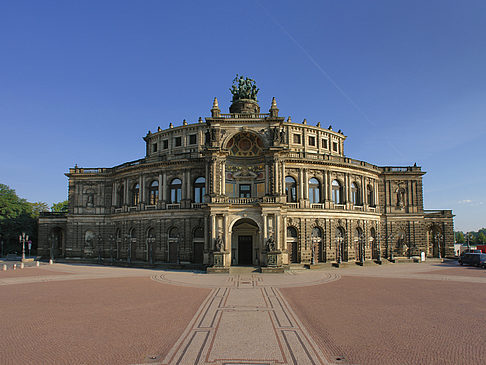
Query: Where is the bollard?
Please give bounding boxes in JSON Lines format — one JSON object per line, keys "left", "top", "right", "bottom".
{"left": 13, "top": 264, "right": 17, "bottom": 270}
{"left": 2, "top": 264, "right": 6, "bottom": 271}
{"left": 36, "top": 261, "right": 40, "bottom": 267}
{"left": 20, "top": 262, "right": 24, "bottom": 269}
{"left": 49, "top": 259, "right": 53, "bottom": 265}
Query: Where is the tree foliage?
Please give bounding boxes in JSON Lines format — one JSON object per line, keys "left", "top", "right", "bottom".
{"left": 0, "top": 184, "right": 40, "bottom": 255}
{"left": 51, "top": 200, "right": 68, "bottom": 213}
{"left": 455, "top": 231, "right": 465, "bottom": 243}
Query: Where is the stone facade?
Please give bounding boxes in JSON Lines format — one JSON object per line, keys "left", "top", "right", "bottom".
{"left": 38, "top": 91, "right": 454, "bottom": 268}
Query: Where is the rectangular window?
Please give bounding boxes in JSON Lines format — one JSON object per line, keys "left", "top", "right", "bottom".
{"left": 333, "top": 142, "right": 338, "bottom": 152}
{"left": 293, "top": 134, "right": 301, "bottom": 144}
{"left": 189, "top": 134, "right": 197, "bottom": 145}
{"left": 239, "top": 184, "right": 251, "bottom": 198}
{"left": 174, "top": 136, "right": 182, "bottom": 147}
{"left": 308, "top": 136, "right": 316, "bottom": 146}
{"left": 163, "top": 140, "right": 168, "bottom": 149}
{"left": 322, "top": 139, "right": 328, "bottom": 149}
{"left": 152, "top": 143, "right": 158, "bottom": 153}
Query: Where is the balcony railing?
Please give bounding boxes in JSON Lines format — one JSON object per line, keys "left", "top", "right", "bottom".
{"left": 217, "top": 113, "right": 270, "bottom": 119}
{"left": 167, "top": 204, "right": 181, "bottom": 210}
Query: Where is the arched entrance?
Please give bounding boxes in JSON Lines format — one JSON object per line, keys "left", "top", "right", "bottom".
{"left": 49, "top": 227, "right": 64, "bottom": 259}
{"left": 231, "top": 218, "right": 260, "bottom": 266}
{"left": 287, "top": 227, "right": 299, "bottom": 263}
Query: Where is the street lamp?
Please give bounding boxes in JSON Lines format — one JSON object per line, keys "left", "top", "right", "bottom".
{"left": 336, "top": 234, "right": 344, "bottom": 264}
{"left": 376, "top": 232, "right": 382, "bottom": 264}
{"left": 97, "top": 234, "right": 103, "bottom": 264}
{"left": 19, "top": 232, "right": 29, "bottom": 261}
{"left": 109, "top": 234, "right": 114, "bottom": 264}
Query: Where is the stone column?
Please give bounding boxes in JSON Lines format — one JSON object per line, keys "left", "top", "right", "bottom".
{"left": 124, "top": 178, "right": 129, "bottom": 205}
{"left": 162, "top": 172, "right": 167, "bottom": 202}
{"left": 158, "top": 173, "right": 163, "bottom": 203}
{"left": 265, "top": 164, "right": 269, "bottom": 195}
{"left": 298, "top": 169, "right": 304, "bottom": 201}
{"left": 221, "top": 161, "right": 226, "bottom": 195}
{"left": 281, "top": 161, "right": 286, "bottom": 196}
{"left": 210, "top": 215, "right": 216, "bottom": 250}
{"left": 112, "top": 182, "right": 117, "bottom": 206}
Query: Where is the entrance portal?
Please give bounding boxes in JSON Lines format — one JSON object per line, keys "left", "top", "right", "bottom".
{"left": 231, "top": 218, "right": 260, "bottom": 266}
{"left": 238, "top": 236, "right": 253, "bottom": 265}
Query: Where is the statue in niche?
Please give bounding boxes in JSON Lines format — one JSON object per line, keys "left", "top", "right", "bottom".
{"left": 280, "top": 128, "right": 286, "bottom": 143}
{"left": 215, "top": 235, "right": 224, "bottom": 252}
{"left": 396, "top": 186, "right": 405, "bottom": 208}
{"left": 86, "top": 191, "right": 94, "bottom": 207}
{"left": 266, "top": 235, "right": 276, "bottom": 252}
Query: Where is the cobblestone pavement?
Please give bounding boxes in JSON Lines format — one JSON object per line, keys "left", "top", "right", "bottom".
{"left": 1, "top": 261, "right": 485, "bottom": 364}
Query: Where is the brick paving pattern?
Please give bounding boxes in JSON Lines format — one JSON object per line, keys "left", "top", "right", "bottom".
{"left": 1, "top": 261, "right": 485, "bottom": 364}
{"left": 0, "top": 275, "right": 209, "bottom": 365}
{"left": 282, "top": 268, "right": 486, "bottom": 365}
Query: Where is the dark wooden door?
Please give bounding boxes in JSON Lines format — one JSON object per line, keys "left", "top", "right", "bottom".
{"left": 238, "top": 235, "right": 252, "bottom": 265}
{"left": 169, "top": 241, "right": 178, "bottom": 263}
{"left": 193, "top": 242, "right": 203, "bottom": 264}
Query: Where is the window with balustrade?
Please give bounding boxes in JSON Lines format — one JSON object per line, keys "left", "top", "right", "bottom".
{"left": 131, "top": 183, "right": 140, "bottom": 206}
{"left": 332, "top": 180, "right": 343, "bottom": 204}
{"left": 194, "top": 177, "right": 206, "bottom": 203}
{"left": 351, "top": 182, "right": 361, "bottom": 205}
{"left": 309, "top": 178, "right": 320, "bottom": 204}
{"left": 149, "top": 180, "right": 159, "bottom": 205}
{"left": 169, "top": 178, "right": 182, "bottom": 203}
{"left": 285, "top": 176, "right": 297, "bottom": 203}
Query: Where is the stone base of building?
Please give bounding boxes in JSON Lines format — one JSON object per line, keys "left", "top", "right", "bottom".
{"left": 207, "top": 267, "right": 230, "bottom": 273}
{"left": 261, "top": 266, "right": 285, "bottom": 273}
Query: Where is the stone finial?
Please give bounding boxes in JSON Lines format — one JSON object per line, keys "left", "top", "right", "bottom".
{"left": 158, "top": 126, "right": 161, "bottom": 132}
{"left": 183, "top": 119, "right": 187, "bottom": 126}
{"left": 271, "top": 97, "right": 277, "bottom": 108}
{"left": 198, "top": 117, "right": 203, "bottom": 123}
{"left": 269, "top": 97, "right": 279, "bottom": 117}
{"left": 328, "top": 124, "right": 333, "bottom": 130}
{"left": 316, "top": 122, "right": 321, "bottom": 127}
{"left": 147, "top": 130, "right": 151, "bottom": 135}
{"left": 338, "top": 129, "right": 342, "bottom": 133}
{"left": 302, "top": 119, "right": 307, "bottom": 125}
{"left": 211, "top": 97, "right": 221, "bottom": 117}
{"left": 287, "top": 116, "right": 291, "bottom": 123}
{"left": 169, "top": 123, "right": 173, "bottom": 128}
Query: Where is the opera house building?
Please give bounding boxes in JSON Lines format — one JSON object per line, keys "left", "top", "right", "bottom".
{"left": 39, "top": 78, "right": 454, "bottom": 270}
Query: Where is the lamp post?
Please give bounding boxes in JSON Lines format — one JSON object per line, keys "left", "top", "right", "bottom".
{"left": 376, "top": 232, "right": 382, "bottom": 264}
{"left": 19, "top": 232, "right": 29, "bottom": 261}
{"left": 125, "top": 234, "right": 131, "bottom": 264}
{"left": 387, "top": 233, "right": 394, "bottom": 262}
{"left": 97, "top": 234, "right": 103, "bottom": 264}
{"left": 109, "top": 234, "right": 114, "bottom": 264}
{"left": 336, "top": 235, "right": 343, "bottom": 264}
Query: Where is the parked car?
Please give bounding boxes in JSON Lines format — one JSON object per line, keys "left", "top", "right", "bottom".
{"left": 458, "top": 253, "right": 486, "bottom": 267}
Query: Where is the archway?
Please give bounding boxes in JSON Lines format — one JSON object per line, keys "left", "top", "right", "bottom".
{"left": 287, "top": 227, "right": 299, "bottom": 263}
{"left": 231, "top": 218, "right": 260, "bottom": 266}
{"left": 49, "top": 227, "right": 64, "bottom": 259}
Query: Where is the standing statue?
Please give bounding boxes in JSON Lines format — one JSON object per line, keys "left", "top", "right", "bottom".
{"left": 266, "top": 235, "right": 276, "bottom": 252}
{"left": 215, "top": 235, "right": 224, "bottom": 252}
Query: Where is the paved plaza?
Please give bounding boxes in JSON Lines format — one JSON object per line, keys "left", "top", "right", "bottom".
{"left": 1, "top": 261, "right": 485, "bottom": 365}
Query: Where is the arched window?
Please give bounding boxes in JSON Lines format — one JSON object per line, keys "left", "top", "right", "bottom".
{"left": 194, "top": 177, "right": 206, "bottom": 203}
{"left": 332, "top": 180, "right": 343, "bottom": 204}
{"left": 312, "top": 227, "right": 322, "bottom": 238}
{"left": 285, "top": 176, "right": 297, "bottom": 203}
{"left": 309, "top": 178, "right": 320, "bottom": 204}
{"left": 131, "top": 183, "right": 140, "bottom": 206}
{"left": 287, "top": 226, "right": 298, "bottom": 238}
{"left": 367, "top": 184, "right": 374, "bottom": 207}
{"left": 169, "top": 178, "right": 182, "bottom": 203}
{"left": 351, "top": 182, "right": 361, "bottom": 205}
{"left": 149, "top": 180, "right": 159, "bottom": 205}
{"left": 117, "top": 184, "right": 124, "bottom": 206}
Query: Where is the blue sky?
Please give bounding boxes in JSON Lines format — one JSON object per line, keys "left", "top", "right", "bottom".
{"left": 1, "top": 0, "right": 485, "bottom": 232}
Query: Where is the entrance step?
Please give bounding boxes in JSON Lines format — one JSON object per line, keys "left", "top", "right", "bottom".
{"left": 229, "top": 266, "right": 260, "bottom": 274}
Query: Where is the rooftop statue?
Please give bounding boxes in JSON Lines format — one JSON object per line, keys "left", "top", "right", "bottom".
{"left": 230, "top": 74, "right": 259, "bottom": 102}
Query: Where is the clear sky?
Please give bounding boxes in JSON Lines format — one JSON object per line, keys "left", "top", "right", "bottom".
{"left": 1, "top": 0, "right": 485, "bottom": 232}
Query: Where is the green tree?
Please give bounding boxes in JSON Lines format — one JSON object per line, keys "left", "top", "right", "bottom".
{"left": 29, "top": 201, "right": 50, "bottom": 218}
{"left": 0, "top": 184, "right": 38, "bottom": 255}
{"left": 477, "top": 232, "right": 486, "bottom": 244}
{"left": 455, "top": 231, "right": 465, "bottom": 243}
{"left": 51, "top": 200, "right": 68, "bottom": 213}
